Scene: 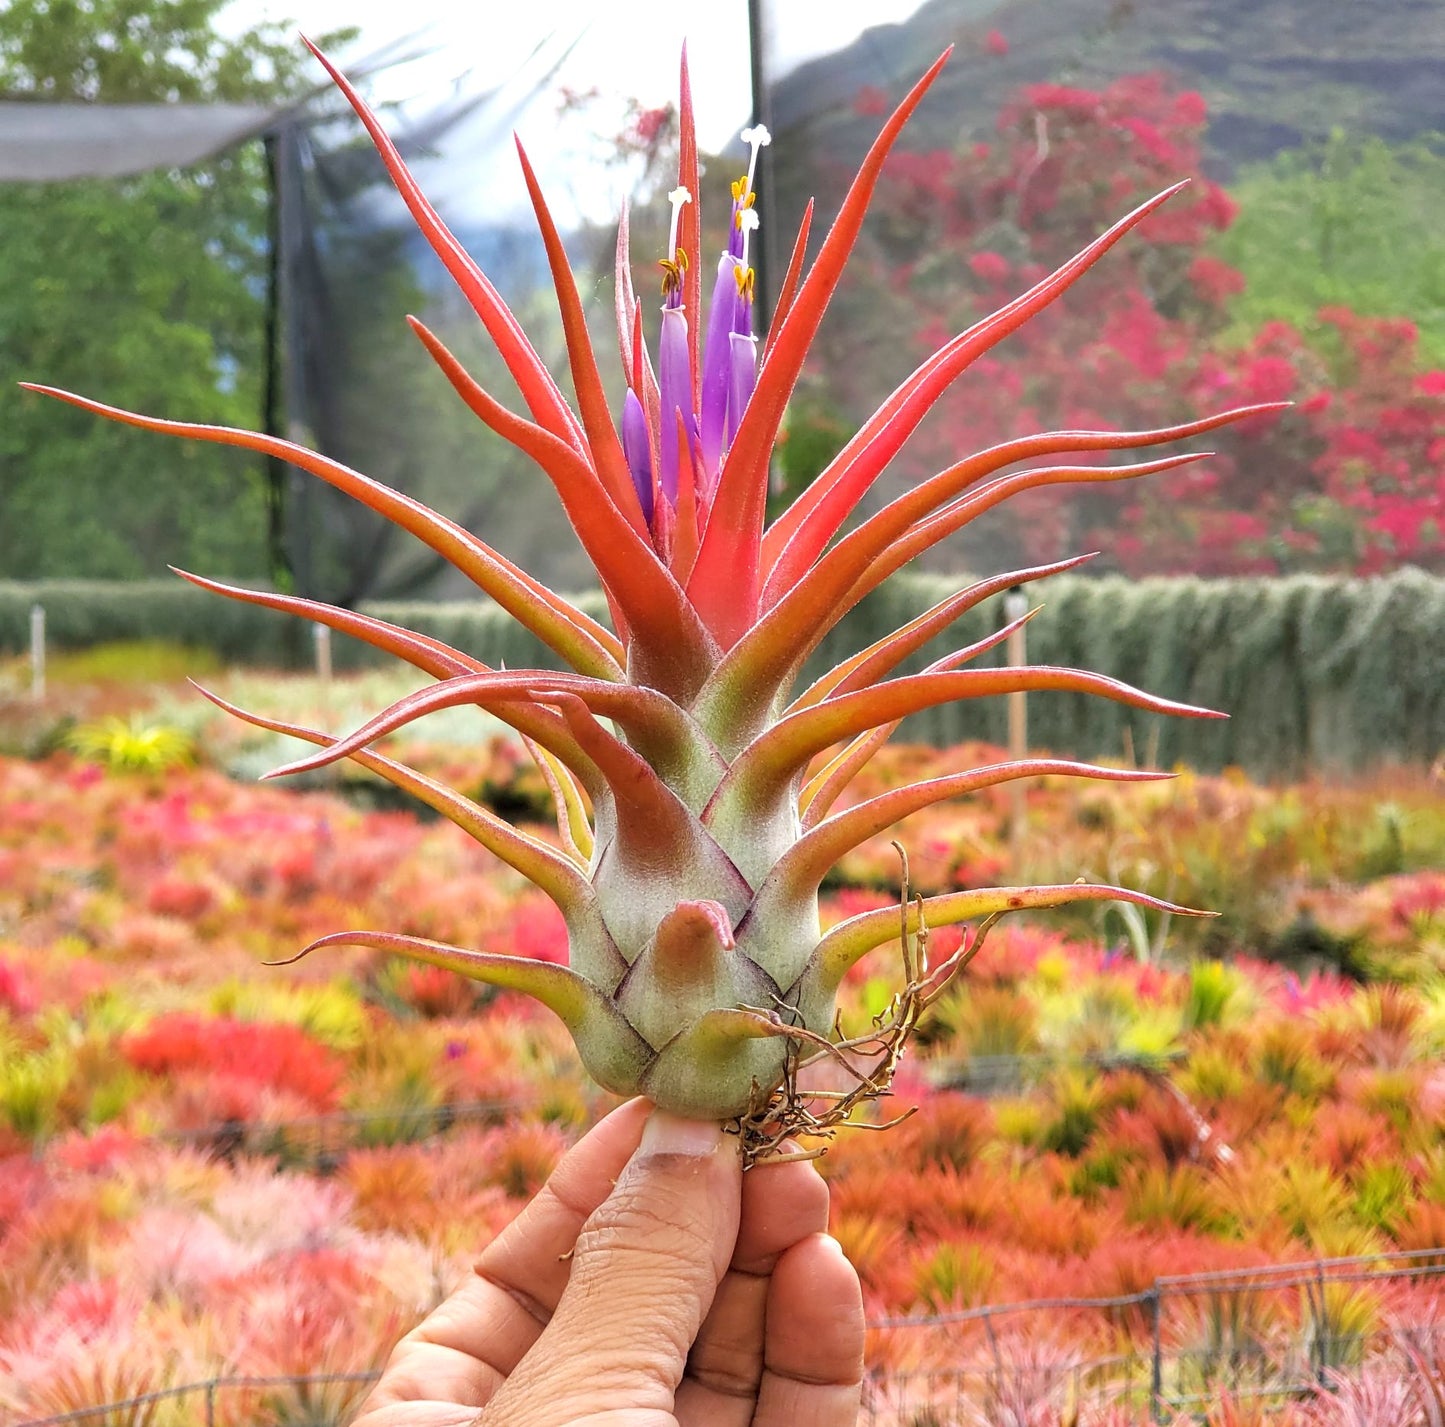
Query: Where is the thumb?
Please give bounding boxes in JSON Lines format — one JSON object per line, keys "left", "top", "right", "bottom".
{"left": 487, "top": 1112, "right": 742, "bottom": 1423}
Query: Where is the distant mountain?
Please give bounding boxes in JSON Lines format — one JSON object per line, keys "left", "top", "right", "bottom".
{"left": 766, "top": 0, "right": 1445, "bottom": 213}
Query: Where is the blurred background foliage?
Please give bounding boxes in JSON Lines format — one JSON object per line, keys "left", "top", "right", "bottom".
{"left": 0, "top": 0, "right": 354, "bottom": 583}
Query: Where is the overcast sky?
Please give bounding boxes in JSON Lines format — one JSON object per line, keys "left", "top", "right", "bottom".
{"left": 219, "top": 0, "right": 928, "bottom": 150}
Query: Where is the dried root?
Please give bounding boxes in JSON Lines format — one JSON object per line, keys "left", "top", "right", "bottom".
{"left": 729, "top": 842, "right": 999, "bottom": 1169}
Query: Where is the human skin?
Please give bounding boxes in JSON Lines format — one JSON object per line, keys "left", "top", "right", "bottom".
{"left": 350, "top": 1097, "right": 866, "bottom": 1427}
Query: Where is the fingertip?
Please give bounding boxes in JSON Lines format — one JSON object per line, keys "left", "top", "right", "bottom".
{"left": 482, "top": 1097, "right": 653, "bottom": 1273}
{"left": 733, "top": 1151, "right": 832, "bottom": 1273}
{"left": 548, "top": 1097, "right": 652, "bottom": 1194}
{"left": 638, "top": 1110, "right": 728, "bottom": 1159}
{"left": 774, "top": 1230, "right": 861, "bottom": 1323}
{"left": 767, "top": 1231, "right": 866, "bottom": 1370}
{"left": 604, "top": 1095, "right": 656, "bottom": 1141}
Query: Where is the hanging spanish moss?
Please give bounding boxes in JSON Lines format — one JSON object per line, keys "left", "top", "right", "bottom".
{"left": 4, "top": 569, "right": 1442, "bottom": 777}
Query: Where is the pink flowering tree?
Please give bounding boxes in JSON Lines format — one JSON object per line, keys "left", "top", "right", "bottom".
{"left": 798, "top": 71, "right": 1445, "bottom": 576}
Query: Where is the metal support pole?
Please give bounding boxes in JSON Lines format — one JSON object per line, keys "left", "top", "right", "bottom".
{"left": 261, "top": 133, "right": 291, "bottom": 591}
{"left": 745, "top": 0, "right": 775, "bottom": 333}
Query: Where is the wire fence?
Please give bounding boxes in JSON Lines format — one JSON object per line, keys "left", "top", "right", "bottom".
{"left": 116, "top": 1046, "right": 1188, "bottom": 1170}
{"left": 0, "top": 1372, "right": 383, "bottom": 1427}
{"left": 7, "top": 1250, "right": 1445, "bottom": 1425}
{"left": 859, "top": 1249, "right": 1445, "bottom": 1422}
{"left": 0, "top": 1045, "right": 1189, "bottom": 1179}
{"left": 857, "top": 1320, "right": 1445, "bottom": 1425}
{"left": 156, "top": 1093, "right": 544, "bottom": 1170}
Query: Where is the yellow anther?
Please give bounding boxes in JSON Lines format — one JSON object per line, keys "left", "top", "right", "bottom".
{"left": 734, "top": 266, "right": 756, "bottom": 301}
{"left": 658, "top": 247, "right": 689, "bottom": 297}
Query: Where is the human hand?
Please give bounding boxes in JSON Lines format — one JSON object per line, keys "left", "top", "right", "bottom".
{"left": 351, "top": 1097, "right": 865, "bottom": 1426}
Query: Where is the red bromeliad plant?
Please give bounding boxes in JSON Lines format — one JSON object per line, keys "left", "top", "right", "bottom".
{"left": 24, "top": 46, "right": 1279, "bottom": 1128}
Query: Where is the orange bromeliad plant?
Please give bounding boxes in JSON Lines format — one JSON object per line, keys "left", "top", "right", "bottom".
{"left": 24, "top": 45, "right": 1278, "bottom": 1126}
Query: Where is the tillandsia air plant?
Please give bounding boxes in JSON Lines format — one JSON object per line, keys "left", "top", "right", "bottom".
{"left": 25, "top": 44, "right": 1280, "bottom": 1147}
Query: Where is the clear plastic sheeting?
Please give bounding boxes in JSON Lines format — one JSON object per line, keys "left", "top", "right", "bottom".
{"left": 265, "top": 7, "right": 756, "bottom": 603}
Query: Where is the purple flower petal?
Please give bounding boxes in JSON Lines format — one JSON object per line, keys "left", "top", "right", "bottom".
{"left": 727, "top": 331, "right": 758, "bottom": 449}
{"left": 700, "top": 253, "right": 741, "bottom": 487}
{"left": 621, "top": 388, "right": 654, "bottom": 526}
{"left": 658, "top": 304, "right": 691, "bottom": 507}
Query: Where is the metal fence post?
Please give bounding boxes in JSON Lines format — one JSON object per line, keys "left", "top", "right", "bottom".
{"left": 313, "top": 621, "right": 332, "bottom": 684}
{"left": 1148, "top": 1285, "right": 1163, "bottom": 1422}
{"left": 1003, "top": 586, "right": 1029, "bottom": 858}
{"left": 29, "top": 603, "right": 45, "bottom": 702}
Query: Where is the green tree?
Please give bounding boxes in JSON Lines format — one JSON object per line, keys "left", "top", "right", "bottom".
{"left": 1214, "top": 132, "right": 1445, "bottom": 366}
{"left": 0, "top": 0, "right": 346, "bottom": 582}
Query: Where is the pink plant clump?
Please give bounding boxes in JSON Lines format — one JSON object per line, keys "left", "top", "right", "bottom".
{"left": 0, "top": 957, "right": 36, "bottom": 1015}
{"left": 122, "top": 1013, "right": 344, "bottom": 1112}
{"left": 3, "top": 659, "right": 1444, "bottom": 1419}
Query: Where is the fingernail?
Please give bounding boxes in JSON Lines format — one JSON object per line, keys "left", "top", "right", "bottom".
{"left": 638, "top": 1110, "right": 725, "bottom": 1158}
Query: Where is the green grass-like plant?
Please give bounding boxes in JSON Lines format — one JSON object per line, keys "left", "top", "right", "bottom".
{"left": 66, "top": 715, "right": 194, "bottom": 773}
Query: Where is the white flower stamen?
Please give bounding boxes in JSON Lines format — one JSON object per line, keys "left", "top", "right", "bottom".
{"left": 667, "top": 185, "right": 692, "bottom": 257}
{"left": 737, "top": 205, "right": 760, "bottom": 268}
{"left": 740, "top": 124, "right": 771, "bottom": 201}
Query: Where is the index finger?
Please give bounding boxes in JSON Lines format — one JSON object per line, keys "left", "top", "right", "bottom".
{"left": 354, "top": 1097, "right": 653, "bottom": 1418}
